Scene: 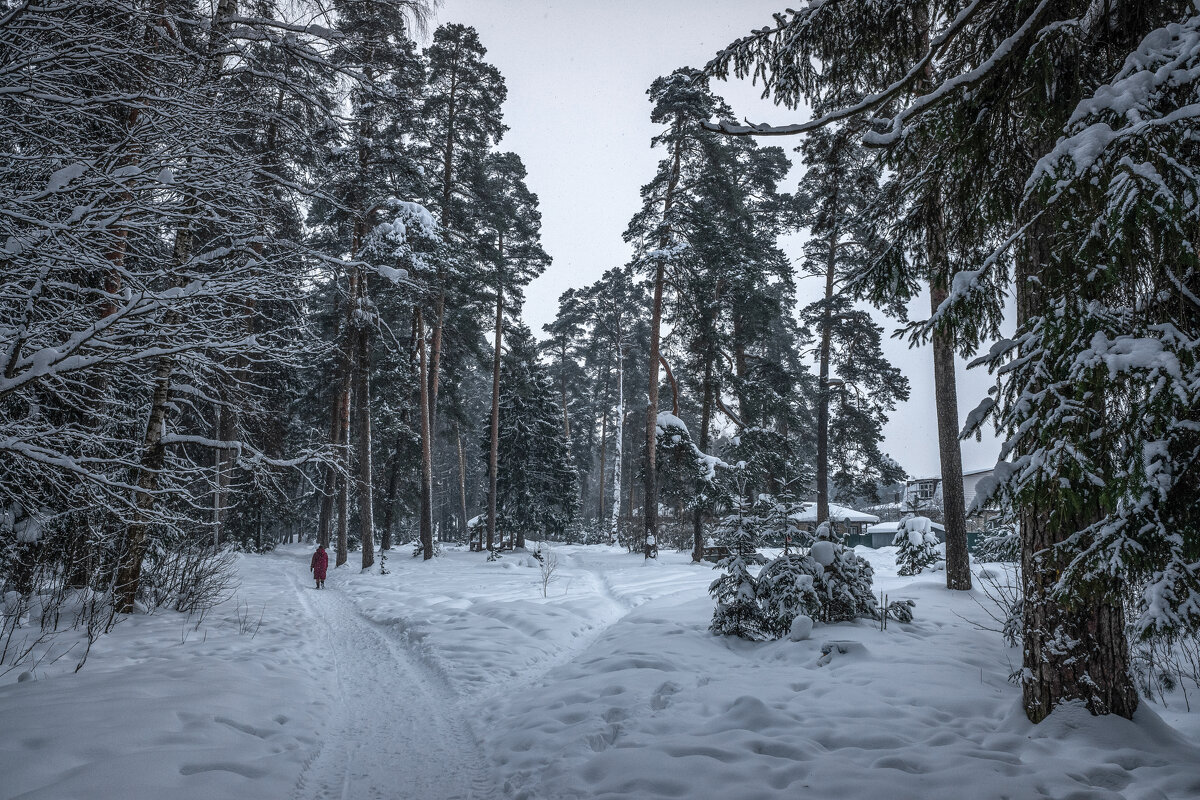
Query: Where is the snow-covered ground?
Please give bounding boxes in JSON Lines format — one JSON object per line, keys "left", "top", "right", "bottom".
{"left": 3, "top": 543, "right": 1199, "bottom": 800}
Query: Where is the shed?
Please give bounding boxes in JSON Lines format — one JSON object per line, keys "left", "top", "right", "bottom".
{"left": 790, "top": 503, "right": 881, "bottom": 544}
{"left": 866, "top": 519, "right": 947, "bottom": 549}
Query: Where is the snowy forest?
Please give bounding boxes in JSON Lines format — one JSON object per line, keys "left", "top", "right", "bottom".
{"left": 2, "top": 1, "right": 1199, "bottom": 799}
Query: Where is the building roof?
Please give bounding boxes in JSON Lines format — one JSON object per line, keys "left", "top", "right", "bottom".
{"left": 866, "top": 519, "right": 947, "bottom": 534}
{"left": 790, "top": 503, "right": 881, "bottom": 524}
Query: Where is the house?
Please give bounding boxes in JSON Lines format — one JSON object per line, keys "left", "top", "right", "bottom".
{"left": 903, "top": 468, "right": 998, "bottom": 530}
{"left": 790, "top": 503, "right": 881, "bottom": 545}
{"left": 864, "top": 519, "right": 947, "bottom": 549}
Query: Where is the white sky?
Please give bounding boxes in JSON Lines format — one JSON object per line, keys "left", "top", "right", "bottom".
{"left": 430, "top": 0, "right": 1003, "bottom": 480}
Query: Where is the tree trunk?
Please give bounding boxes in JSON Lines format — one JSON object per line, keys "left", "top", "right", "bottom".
{"left": 316, "top": 389, "right": 343, "bottom": 549}
{"left": 597, "top": 370, "right": 609, "bottom": 534}
{"left": 1017, "top": 219, "right": 1135, "bottom": 722}
{"left": 455, "top": 423, "right": 469, "bottom": 540}
{"left": 610, "top": 339, "right": 624, "bottom": 542}
{"left": 693, "top": 357, "right": 714, "bottom": 562}
{"left": 417, "top": 309, "right": 434, "bottom": 560}
{"left": 426, "top": 62, "right": 460, "bottom": 500}
{"left": 929, "top": 275, "right": 970, "bottom": 590}
{"left": 115, "top": 211, "right": 195, "bottom": 611}
{"left": 381, "top": 452, "right": 399, "bottom": 551}
{"left": 910, "top": 0, "right": 969, "bottom": 589}
{"left": 356, "top": 320, "right": 374, "bottom": 570}
{"left": 114, "top": 353, "right": 174, "bottom": 613}
{"left": 212, "top": 403, "right": 230, "bottom": 548}
{"left": 816, "top": 213, "right": 838, "bottom": 525}
{"left": 486, "top": 270, "right": 504, "bottom": 552}
{"left": 335, "top": 402, "right": 349, "bottom": 567}
{"left": 644, "top": 256, "right": 665, "bottom": 558}
{"left": 643, "top": 130, "right": 683, "bottom": 558}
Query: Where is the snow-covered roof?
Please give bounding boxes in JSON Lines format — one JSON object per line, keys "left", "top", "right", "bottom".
{"left": 866, "top": 519, "right": 946, "bottom": 534}
{"left": 790, "top": 503, "right": 880, "bottom": 524}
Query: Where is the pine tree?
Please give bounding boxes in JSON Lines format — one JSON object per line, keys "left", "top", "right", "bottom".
{"left": 418, "top": 24, "right": 507, "bottom": 545}
{"left": 309, "top": 0, "right": 427, "bottom": 569}
{"left": 794, "top": 127, "right": 909, "bottom": 516}
{"left": 474, "top": 152, "right": 550, "bottom": 551}
{"left": 626, "top": 68, "right": 720, "bottom": 558}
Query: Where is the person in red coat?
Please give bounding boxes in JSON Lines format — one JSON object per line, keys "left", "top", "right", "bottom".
{"left": 310, "top": 544, "right": 328, "bottom": 589}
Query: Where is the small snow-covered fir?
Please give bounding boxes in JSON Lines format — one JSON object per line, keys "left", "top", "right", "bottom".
{"left": 894, "top": 516, "right": 942, "bottom": 576}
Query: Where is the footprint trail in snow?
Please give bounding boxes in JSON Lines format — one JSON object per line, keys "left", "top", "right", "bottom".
{"left": 286, "top": 566, "right": 497, "bottom": 800}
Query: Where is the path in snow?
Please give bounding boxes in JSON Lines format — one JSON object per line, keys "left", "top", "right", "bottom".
{"left": 283, "top": 562, "right": 498, "bottom": 800}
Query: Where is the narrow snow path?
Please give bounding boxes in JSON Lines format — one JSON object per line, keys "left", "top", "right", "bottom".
{"left": 283, "top": 563, "right": 497, "bottom": 800}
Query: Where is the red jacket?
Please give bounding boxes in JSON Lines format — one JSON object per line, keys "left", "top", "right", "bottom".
{"left": 310, "top": 548, "right": 328, "bottom": 580}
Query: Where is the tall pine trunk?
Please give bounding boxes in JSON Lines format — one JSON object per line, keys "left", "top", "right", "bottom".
{"left": 1017, "top": 221, "right": 1135, "bottom": 722}
{"left": 610, "top": 339, "right": 624, "bottom": 542}
{"left": 929, "top": 271, "right": 970, "bottom": 590}
{"left": 486, "top": 267, "right": 504, "bottom": 552}
{"left": 693, "top": 357, "right": 714, "bottom": 562}
{"left": 643, "top": 128, "right": 683, "bottom": 558}
{"left": 910, "top": 0, "right": 971, "bottom": 590}
{"left": 816, "top": 207, "right": 838, "bottom": 525}
{"left": 455, "top": 424, "right": 469, "bottom": 540}
{"left": 597, "top": 405, "right": 608, "bottom": 530}
{"left": 356, "top": 319, "right": 374, "bottom": 570}
{"left": 417, "top": 309, "right": 434, "bottom": 560}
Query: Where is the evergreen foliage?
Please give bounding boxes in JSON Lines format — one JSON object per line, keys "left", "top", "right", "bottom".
{"left": 708, "top": 489, "right": 769, "bottom": 640}
{"left": 493, "top": 325, "right": 579, "bottom": 545}
{"left": 893, "top": 516, "right": 941, "bottom": 577}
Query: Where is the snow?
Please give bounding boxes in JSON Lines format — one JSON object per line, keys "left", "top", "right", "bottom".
{"left": 3, "top": 543, "right": 1200, "bottom": 799}
{"left": 790, "top": 502, "right": 881, "bottom": 524}
{"left": 788, "top": 614, "right": 813, "bottom": 641}
{"left": 810, "top": 539, "right": 835, "bottom": 566}
{"left": 45, "top": 163, "right": 86, "bottom": 192}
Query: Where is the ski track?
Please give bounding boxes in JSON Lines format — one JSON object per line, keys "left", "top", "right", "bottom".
{"left": 283, "top": 563, "right": 499, "bottom": 800}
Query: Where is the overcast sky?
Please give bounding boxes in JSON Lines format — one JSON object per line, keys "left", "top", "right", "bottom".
{"left": 429, "top": 0, "right": 1004, "bottom": 481}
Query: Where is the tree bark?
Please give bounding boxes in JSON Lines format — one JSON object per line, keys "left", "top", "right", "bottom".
{"left": 356, "top": 320, "right": 374, "bottom": 570}
{"left": 381, "top": 451, "right": 399, "bottom": 551}
{"left": 455, "top": 423, "right": 469, "bottom": 540}
{"left": 929, "top": 273, "right": 970, "bottom": 590}
{"left": 417, "top": 308, "right": 434, "bottom": 560}
{"left": 486, "top": 266, "right": 504, "bottom": 552}
{"left": 693, "top": 357, "right": 715, "bottom": 562}
{"left": 643, "top": 128, "right": 683, "bottom": 558}
{"left": 610, "top": 337, "right": 624, "bottom": 542}
{"left": 598, "top": 403, "right": 608, "bottom": 532}
{"left": 816, "top": 207, "right": 838, "bottom": 526}
{"left": 114, "top": 353, "right": 174, "bottom": 613}
{"left": 1017, "top": 218, "right": 1135, "bottom": 722}
{"left": 910, "top": 0, "right": 969, "bottom": 589}
{"left": 644, "top": 256, "right": 664, "bottom": 559}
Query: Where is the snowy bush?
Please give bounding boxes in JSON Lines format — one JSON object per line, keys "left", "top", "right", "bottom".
{"left": 894, "top": 516, "right": 940, "bottom": 576}
{"left": 750, "top": 522, "right": 885, "bottom": 638}
{"left": 819, "top": 542, "right": 879, "bottom": 623}
{"left": 756, "top": 553, "right": 823, "bottom": 638}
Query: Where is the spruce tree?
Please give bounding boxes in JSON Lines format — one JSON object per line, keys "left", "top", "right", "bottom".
{"left": 492, "top": 325, "right": 579, "bottom": 546}
{"left": 709, "top": 484, "right": 768, "bottom": 640}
